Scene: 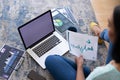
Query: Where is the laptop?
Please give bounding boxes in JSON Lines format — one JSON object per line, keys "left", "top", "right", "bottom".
{"left": 18, "top": 10, "right": 69, "bottom": 69}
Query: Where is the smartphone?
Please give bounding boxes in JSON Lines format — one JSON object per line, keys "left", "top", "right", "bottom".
{"left": 27, "top": 70, "right": 46, "bottom": 80}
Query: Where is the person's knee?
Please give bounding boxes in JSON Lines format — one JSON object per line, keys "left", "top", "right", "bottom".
{"left": 45, "top": 55, "right": 58, "bottom": 67}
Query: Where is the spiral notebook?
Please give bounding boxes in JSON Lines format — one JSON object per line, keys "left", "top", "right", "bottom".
{"left": 51, "top": 7, "right": 79, "bottom": 33}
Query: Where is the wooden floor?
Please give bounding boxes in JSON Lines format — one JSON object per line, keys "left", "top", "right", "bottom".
{"left": 91, "top": 0, "right": 120, "bottom": 29}
{"left": 91, "top": 0, "right": 120, "bottom": 48}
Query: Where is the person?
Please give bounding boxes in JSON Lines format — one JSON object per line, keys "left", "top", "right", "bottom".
{"left": 45, "top": 5, "right": 120, "bottom": 80}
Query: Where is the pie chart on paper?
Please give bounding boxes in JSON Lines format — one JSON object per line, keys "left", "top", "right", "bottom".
{"left": 53, "top": 19, "right": 63, "bottom": 27}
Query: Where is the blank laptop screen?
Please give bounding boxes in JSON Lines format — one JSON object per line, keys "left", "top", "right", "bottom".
{"left": 19, "top": 11, "right": 54, "bottom": 48}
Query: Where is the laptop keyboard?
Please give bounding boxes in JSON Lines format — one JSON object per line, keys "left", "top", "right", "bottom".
{"left": 33, "top": 35, "right": 61, "bottom": 57}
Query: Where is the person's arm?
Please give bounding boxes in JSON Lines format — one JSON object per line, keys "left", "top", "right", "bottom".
{"left": 76, "top": 56, "right": 85, "bottom": 80}
{"left": 76, "top": 66, "right": 85, "bottom": 80}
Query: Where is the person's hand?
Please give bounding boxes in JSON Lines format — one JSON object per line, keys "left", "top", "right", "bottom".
{"left": 90, "top": 22, "right": 102, "bottom": 37}
{"left": 75, "top": 56, "right": 84, "bottom": 68}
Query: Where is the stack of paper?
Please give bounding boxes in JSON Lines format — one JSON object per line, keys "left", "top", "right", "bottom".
{"left": 51, "top": 7, "right": 79, "bottom": 33}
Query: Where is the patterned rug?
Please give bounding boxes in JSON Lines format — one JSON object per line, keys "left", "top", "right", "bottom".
{"left": 0, "top": 0, "right": 107, "bottom": 80}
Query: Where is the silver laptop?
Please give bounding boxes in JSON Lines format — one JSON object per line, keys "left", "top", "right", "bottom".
{"left": 18, "top": 10, "right": 69, "bottom": 69}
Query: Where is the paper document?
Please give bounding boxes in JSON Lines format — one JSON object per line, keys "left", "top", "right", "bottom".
{"left": 67, "top": 31, "right": 98, "bottom": 61}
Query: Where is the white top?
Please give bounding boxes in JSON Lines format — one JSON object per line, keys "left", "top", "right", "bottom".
{"left": 86, "top": 64, "right": 120, "bottom": 80}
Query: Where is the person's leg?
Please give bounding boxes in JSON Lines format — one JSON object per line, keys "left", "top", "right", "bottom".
{"left": 90, "top": 23, "right": 113, "bottom": 64}
{"left": 106, "top": 42, "right": 113, "bottom": 64}
{"left": 45, "top": 55, "right": 91, "bottom": 79}
{"left": 90, "top": 22, "right": 110, "bottom": 42}
{"left": 100, "top": 29, "right": 113, "bottom": 64}
{"left": 60, "top": 56, "right": 91, "bottom": 78}
{"left": 100, "top": 29, "right": 110, "bottom": 42}
{"left": 83, "top": 66, "right": 91, "bottom": 78}
{"left": 45, "top": 55, "right": 76, "bottom": 80}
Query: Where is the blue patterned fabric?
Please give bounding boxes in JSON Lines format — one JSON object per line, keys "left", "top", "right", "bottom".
{"left": 0, "top": 0, "right": 107, "bottom": 80}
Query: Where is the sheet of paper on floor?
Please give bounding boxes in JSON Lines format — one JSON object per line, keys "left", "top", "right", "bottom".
{"left": 66, "top": 30, "right": 98, "bottom": 61}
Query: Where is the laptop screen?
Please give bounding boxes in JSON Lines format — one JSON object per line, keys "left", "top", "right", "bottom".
{"left": 18, "top": 11, "right": 55, "bottom": 49}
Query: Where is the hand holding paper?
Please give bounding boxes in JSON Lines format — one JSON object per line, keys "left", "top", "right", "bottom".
{"left": 67, "top": 31, "right": 98, "bottom": 61}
